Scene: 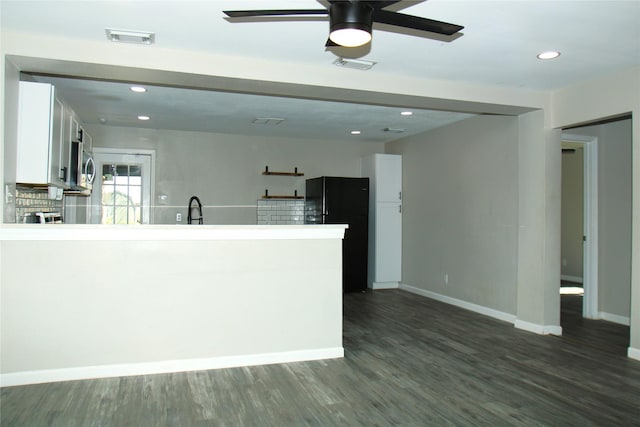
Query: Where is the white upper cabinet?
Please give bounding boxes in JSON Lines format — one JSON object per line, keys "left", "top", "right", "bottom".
{"left": 83, "top": 129, "right": 93, "bottom": 153}
{"left": 366, "top": 154, "right": 402, "bottom": 203}
{"left": 16, "top": 81, "right": 70, "bottom": 188}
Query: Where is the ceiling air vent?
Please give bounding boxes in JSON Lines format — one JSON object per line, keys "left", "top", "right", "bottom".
{"left": 106, "top": 29, "right": 155, "bottom": 45}
{"left": 252, "top": 117, "right": 285, "bottom": 125}
{"left": 333, "top": 58, "right": 376, "bottom": 71}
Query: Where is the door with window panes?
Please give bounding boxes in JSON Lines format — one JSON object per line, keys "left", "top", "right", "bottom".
{"left": 90, "top": 151, "right": 152, "bottom": 224}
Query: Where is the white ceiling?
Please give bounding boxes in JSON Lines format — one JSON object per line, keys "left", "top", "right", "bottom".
{"left": 2, "top": 0, "right": 639, "bottom": 142}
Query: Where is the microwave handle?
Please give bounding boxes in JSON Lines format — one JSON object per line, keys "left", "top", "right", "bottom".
{"left": 85, "top": 156, "right": 96, "bottom": 184}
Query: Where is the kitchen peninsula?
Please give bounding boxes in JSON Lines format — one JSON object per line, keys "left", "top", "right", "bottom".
{"left": 0, "top": 224, "right": 346, "bottom": 387}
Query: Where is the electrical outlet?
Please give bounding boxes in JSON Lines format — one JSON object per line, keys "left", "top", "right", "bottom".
{"left": 176, "top": 213, "right": 182, "bottom": 222}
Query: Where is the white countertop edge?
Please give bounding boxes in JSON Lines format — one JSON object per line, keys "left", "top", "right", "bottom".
{"left": 0, "top": 224, "right": 348, "bottom": 241}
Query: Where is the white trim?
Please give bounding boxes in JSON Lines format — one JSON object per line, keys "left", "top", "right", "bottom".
{"left": 399, "top": 283, "right": 516, "bottom": 324}
{"left": 598, "top": 311, "right": 630, "bottom": 326}
{"left": 561, "top": 275, "right": 583, "bottom": 284}
{"left": 0, "top": 347, "right": 344, "bottom": 387}
{"left": 562, "top": 133, "right": 598, "bottom": 319}
{"left": 370, "top": 281, "right": 400, "bottom": 290}
{"left": 628, "top": 347, "right": 640, "bottom": 361}
{"left": 0, "top": 224, "right": 347, "bottom": 241}
{"left": 514, "top": 319, "right": 563, "bottom": 336}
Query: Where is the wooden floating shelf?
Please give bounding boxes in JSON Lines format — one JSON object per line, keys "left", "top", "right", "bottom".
{"left": 262, "top": 166, "right": 304, "bottom": 176}
{"left": 262, "top": 172, "right": 304, "bottom": 176}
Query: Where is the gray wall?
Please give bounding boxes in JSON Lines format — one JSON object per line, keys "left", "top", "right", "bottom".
{"left": 87, "top": 125, "right": 384, "bottom": 225}
{"left": 386, "top": 115, "right": 519, "bottom": 315}
{"left": 2, "top": 60, "right": 20, "bottom": 223}
{"left": 570, "top": 119, "right": 632, "bottom": 318}
{"left": 561, "top": 147, "right": 584, "bottom": 280}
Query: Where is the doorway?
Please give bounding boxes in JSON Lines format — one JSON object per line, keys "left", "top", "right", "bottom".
{"left": 561, "top": 133, "right": 598, "bottom": 319}
{"left": 560, "top": 119, "right": 633, "bottom": 356}
{"left": 90, "top": 149, "right": 154, "bottom": 224}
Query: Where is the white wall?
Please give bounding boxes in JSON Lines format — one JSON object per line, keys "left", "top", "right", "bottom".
{"left": 86, "top": 125, "right": 384, "bottom": 225}
{"left": 387, "top": 115, "right": 519, "bottom": 315}
{"left": 0, "top": 226, "right": 345, "bottom": 385}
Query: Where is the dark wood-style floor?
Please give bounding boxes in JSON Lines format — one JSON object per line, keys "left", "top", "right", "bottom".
{"left": 2, "top": 290, "right": 638, "bottom": 426}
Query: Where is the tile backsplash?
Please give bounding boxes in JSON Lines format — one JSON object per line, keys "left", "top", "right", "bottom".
{"left": 15, "top": 186, "right": 64, "bottom": 223}
{"left": 257, "top": 199, "right": 305, "bottom": 225}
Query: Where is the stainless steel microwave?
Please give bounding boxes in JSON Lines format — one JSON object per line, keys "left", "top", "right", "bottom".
{"left": 70, "top": 140, "right": 95, "bottom": 193}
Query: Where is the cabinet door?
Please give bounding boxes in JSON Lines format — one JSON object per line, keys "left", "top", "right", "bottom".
{"left": 375, "top": 202, "right": 402, "bottom": 282}
{"left": 48, "top": 96, "right": 66, "bottom": 186}
{"left": 376, "top": 155, "right": 402, "bottom": 202}
{"left": 17, "top": 82, "right": 52, "bottom": 184}
{"left": 83, "top": 130, "right": 93, "bottom": 153}
{"left": 49, "top": 98, "right": 70, "bottom": 187}
{"left": 60, "top": 113, "right": 80, "bottom": 185}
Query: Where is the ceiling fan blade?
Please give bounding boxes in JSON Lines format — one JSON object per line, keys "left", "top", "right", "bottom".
{"left": 224, "top": 9, "right": 328, "bottom": 18}
{"left": 373, "top": 10, "right": 463, "bottom": 36}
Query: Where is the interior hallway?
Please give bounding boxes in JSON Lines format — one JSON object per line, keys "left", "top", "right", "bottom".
{"left": 561, "top": 281, "right": 631, "bottom": 357}
{"left": 2, "top": 290, "right": 638, "bottom": 426}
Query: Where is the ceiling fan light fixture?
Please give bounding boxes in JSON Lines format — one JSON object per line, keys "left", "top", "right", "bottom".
{"left": 330, "top": 28, "right": 372, "bottom": 47}
{"left": 329, "top": 2, "right": 373, "bottom": 47}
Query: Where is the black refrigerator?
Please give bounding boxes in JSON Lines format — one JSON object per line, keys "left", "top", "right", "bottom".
{"left": 305, "top": 177, "right": 369, "bottom": 293}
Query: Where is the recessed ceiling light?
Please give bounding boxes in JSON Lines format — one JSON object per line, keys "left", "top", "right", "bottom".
{"left": 137, "top": 115, "right": 150, "bottom": 121}
{"left": 537, "top": 51, "right": 561, "bottom": 60}
{"left": 351, "top": 130, "right": 362, "bottom": 135}
{"left": 400, "top": 111, "right": 413, "bottom": 116}
{"left": 130, "top": 86, "right": 147, "bottom": 93}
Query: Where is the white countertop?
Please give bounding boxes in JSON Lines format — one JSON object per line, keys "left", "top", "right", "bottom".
{"left": 0, "top": 224, "right": 348, "bottom": 241}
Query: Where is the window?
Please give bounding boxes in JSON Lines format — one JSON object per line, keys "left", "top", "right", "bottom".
{"left": 101, "top": 163, "right": 143, "bottom": 224}
{"left": 90, "top": 150, "right": 153, "bottom": 224}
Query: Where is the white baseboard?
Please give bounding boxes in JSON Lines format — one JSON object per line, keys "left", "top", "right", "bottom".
{"left": 399, "top": 283, "right": 516, "bottom": 324}
{"left": 628, "top": 347, "right": 640, "bottom": 361}
{"left": 561, "top": 275, "right": 583, "bottom": 284}
{"left": 598, "top": 311, "right": 630, "bottom": 326}
{"left": 0, "top": 347, "right": 344, "bottom": 388}
{"left": 370, "top": 281, "right": 399, "bottom": 290}
{"left": 514, "top": 319, "right": 563, "bottom": 336}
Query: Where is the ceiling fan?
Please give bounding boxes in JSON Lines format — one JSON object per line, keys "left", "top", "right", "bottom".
{"left": 223, "top": 0, "right": 464, "bottom": 48}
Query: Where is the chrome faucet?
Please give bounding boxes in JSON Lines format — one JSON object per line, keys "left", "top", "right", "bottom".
{"left": 187, "top": 196, "right": 203, "bottom": 224}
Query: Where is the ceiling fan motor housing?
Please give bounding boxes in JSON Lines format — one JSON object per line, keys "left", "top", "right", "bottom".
{"left": 329, "top": 2, "right": 374, "bottom": 46}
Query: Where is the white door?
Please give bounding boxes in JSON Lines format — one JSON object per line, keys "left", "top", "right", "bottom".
{"left": 90, "top": 150, "right": 153, "bottom": 224}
